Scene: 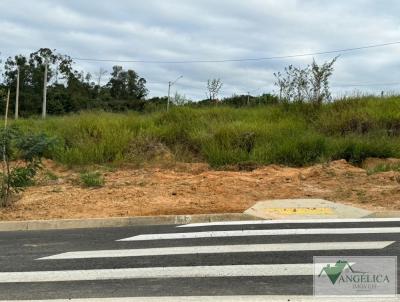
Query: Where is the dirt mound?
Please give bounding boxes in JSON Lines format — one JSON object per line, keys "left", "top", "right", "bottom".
{"left": 0, "top": 159, "right": 399, "bottom": 221}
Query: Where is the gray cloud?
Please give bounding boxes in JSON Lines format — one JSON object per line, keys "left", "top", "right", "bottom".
{"left": 0, "top": 0, "right": 399, "bottom": 99}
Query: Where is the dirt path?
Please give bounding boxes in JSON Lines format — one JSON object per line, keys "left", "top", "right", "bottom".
{"left": 0, "top": 159, "right": 399, "bottom": 221}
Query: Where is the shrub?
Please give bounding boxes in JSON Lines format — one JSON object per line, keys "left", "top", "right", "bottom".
{"left": 0, "top": 127, "right": 54, "bottom": 207}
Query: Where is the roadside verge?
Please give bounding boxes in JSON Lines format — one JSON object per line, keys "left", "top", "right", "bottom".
{"left": 0, "top": 213, "right": 257, "bottom": 232}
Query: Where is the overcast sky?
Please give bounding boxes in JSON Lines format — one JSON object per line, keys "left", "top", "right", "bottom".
{"left": 0, "top": 0, "right": 399, "bottom": 99}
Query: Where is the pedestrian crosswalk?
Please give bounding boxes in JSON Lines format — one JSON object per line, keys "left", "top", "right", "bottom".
{"left": 0, "top": 218, "right": 399, "bottom": 300}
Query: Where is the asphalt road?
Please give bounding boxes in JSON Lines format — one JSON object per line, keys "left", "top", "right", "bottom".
{"left": 0, "top": 218, "right": 399, "bottom": 301}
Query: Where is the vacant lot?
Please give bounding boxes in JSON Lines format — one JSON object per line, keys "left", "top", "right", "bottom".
{"left": 12, "top": 96, "right": 400, "bottom": 168}
{"left": 1, "top": 97, "right": 400, "bottom": 220}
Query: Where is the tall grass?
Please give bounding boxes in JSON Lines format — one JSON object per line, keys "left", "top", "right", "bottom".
{"left": 11, "top": 96, "right": 400, "bottom": 168}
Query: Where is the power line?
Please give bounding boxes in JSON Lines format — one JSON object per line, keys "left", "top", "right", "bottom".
{"left": 332, "top": 82, "right": 400, "bottom": 87}
{"left": 70, "top": 41, "right": 400, "bottom": 64}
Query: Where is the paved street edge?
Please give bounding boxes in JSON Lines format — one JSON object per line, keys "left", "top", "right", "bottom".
{"left": 0, "top": 210, "right": 399, "bottom": 232}
{"left": 0, "top": 213, "right": 258, "bottom": 232}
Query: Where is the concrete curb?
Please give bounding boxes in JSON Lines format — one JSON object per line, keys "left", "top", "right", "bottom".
{"left": 0, "top": 213, "right": 257, "bottom": 232}
{"left": 366, "top": 211, "right": 400, "bottom": 218}
{"left": 0, "top": 210, "right": 398, "bottom": 232}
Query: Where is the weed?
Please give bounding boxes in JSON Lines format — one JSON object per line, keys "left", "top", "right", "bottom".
{"left": 80, "top": 171, "right": 104, "bottom": 188}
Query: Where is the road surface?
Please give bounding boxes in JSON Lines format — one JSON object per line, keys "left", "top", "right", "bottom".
{"left": 0, "top": 218, "right": 399, "bottom": 301}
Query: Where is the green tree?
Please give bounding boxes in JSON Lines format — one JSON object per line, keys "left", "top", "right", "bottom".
{"left": 107, "top": 66, "right": 148, "bottom": 100}
{"left": 3, "top": 48, "right": 74, "bottom": 115}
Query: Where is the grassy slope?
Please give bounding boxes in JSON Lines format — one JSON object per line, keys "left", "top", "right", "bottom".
{"left": 12, "top": 96, "right": 400, "bottom": 168}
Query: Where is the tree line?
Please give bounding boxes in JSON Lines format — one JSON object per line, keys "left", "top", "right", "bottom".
{"left": 0, "top": 48, "right": 337, "bottom": 116}
{"left": 0, "top": 48, "right": 149, "bottom": 116}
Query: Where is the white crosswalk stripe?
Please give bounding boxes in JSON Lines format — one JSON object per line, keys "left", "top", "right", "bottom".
{"left": 0, "top": 264, "right": 317, "bottom": 283}
{"left": 38, "top": 241, "right": 394, "bottom": 260}
{"left": 177, "top": 218, "right": 400, "bottom": 228}
{"left": 117, "top": 226, "right": 400, "bottom": 241}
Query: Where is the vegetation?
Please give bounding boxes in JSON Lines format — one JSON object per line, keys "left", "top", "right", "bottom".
{"left": 206, "top": 78, "right": 223, "bottom": 102}
{"left": 1, "top": 48, "right": 149, "bottom": 116}
{"left": 80, "top": 171, "right": 104, "bottom": 188}
{"left": 8, "top": 96, "right": 400, "bottom": 169}
{"left": 0, "top": 48, "right": 281, "bottom": 115}
{"left": 0, "top": 127, "right": 53, "bottom": 206}
{"left": 367, "top": 163, "right": 400, "bottom": 175}
{"left": 274, "top": 57, "right": 337, "bottom": 104}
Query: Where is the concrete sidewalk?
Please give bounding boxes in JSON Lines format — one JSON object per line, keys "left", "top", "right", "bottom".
{"left": 245, "top": 198, "right": 373, "bottom": 220}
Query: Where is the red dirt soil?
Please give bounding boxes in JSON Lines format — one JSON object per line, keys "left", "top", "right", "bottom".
{"left": 0, "top": 159, "right": 399, "bottom": 221}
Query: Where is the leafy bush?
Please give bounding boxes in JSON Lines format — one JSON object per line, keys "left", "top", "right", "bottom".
{"left": 0, "top": 127, "right": 54, "bottom": 207}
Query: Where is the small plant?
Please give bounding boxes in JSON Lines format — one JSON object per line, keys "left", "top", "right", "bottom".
{"left": 45, "top": 170, "right": 59, "bottom": 181}
{"left": 80, "top": 171, "right": 104, "bottom": 188}
{"left": 0, "top": 127, "right": 54, "bottom": 207}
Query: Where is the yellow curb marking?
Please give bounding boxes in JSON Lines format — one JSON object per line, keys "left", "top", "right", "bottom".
{"left": 266, "top": 207, "right": 334, "bottom": 216}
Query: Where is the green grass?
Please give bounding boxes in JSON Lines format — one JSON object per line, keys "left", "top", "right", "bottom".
{"left": 80, "top": 171, "right": 105, "bottom": 188}
{"left": 367, "top": 163, "right": 400, "bottom": 175}
{"left": 44, "top": 170, "right": 58, "bottom": 181}
{"left": 10, "top": 96, "right": 400, "bottom": 168}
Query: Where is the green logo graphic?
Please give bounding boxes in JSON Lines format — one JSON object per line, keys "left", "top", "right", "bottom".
{"left": 319, "top": 260, "right": 362, "bottom": 284}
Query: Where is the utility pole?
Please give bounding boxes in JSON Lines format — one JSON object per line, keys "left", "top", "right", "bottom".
{"left": 42, "top": 60, "right": 48, "bottom": 119}
{"left": 167, "top": 75, "right": 183, "bottom": 112}
{"left": 15, "top": 66, "right": 20, "bottom": 120}
{"left": 167, "top": 81, "right": 172, "bottom": 112}
{"left": 247, "top": 92, "right": 250, "bottom": 106}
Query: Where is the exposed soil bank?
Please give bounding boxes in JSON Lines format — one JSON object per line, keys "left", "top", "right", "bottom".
{"left": 0, "top": 159, "right": 399, "bottom": 221}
